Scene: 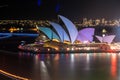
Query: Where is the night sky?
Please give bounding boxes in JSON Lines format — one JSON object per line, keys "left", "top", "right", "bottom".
{"left": 1, "top": 0, "right": 120, "bottom": 20}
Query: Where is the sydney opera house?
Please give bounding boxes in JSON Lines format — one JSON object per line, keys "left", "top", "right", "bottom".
{"left": 18, "top": 15, "right": 120, "bottom": 53}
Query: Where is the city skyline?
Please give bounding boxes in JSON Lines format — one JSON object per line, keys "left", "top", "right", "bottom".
{"left": 1, "top": 0, "right": 120, "bottom": 21}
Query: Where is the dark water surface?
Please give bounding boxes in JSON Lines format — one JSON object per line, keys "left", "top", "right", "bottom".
{"left": 0, "top": 52, "right": 120, "bottom": 80}
{"left": 0, "top": 36, "right": 120, "bottom": 80}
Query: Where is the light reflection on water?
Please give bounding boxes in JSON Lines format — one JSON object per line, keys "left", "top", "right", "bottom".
{"left": 111, "top": 53, "right": 117, "bottom": 80}
{"left": 1, "top": 52, "right": 120, "bottom": 80}
{"left": 17, "top": 53, "right": 120, "bottom": 80}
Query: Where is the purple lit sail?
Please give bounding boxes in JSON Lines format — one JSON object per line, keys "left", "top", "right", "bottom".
{"left": 76, "top": 28, "right": 95, "bottom": 42}
{"left": 95, "top": 35, "right": 115, "bottom": 44}
{"left": 95, "top": 35, "right": 103, "bottom": 42}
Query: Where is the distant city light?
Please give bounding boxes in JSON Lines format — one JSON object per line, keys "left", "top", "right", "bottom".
{"left": 102, "top": 34, "right": 105, "bottom": 37}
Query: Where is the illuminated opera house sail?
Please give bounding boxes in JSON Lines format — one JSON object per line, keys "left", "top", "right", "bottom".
{"left": 38, "top": 27, "right": 60, "bottom": 40}
{"left": 76, "top": 28, "right": 95, "bottom": 43}
{"left": 38, "top": 15, "right": 95, "bottom": 44}
{"left": 58, "top": 15, "right": 78, "bottom": 43}
{"left": 38, "top": 15, "right": 115, "bottom": 44}
{"left": 49, "top": 21, "right": 70, "bottom": 42}
{"left": 95, "top": 35, "right": 115, "bottom": 44}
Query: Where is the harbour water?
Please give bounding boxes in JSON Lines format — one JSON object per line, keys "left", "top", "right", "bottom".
{"left": 0, "top": 36, "right": 120, "bottom": 80}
